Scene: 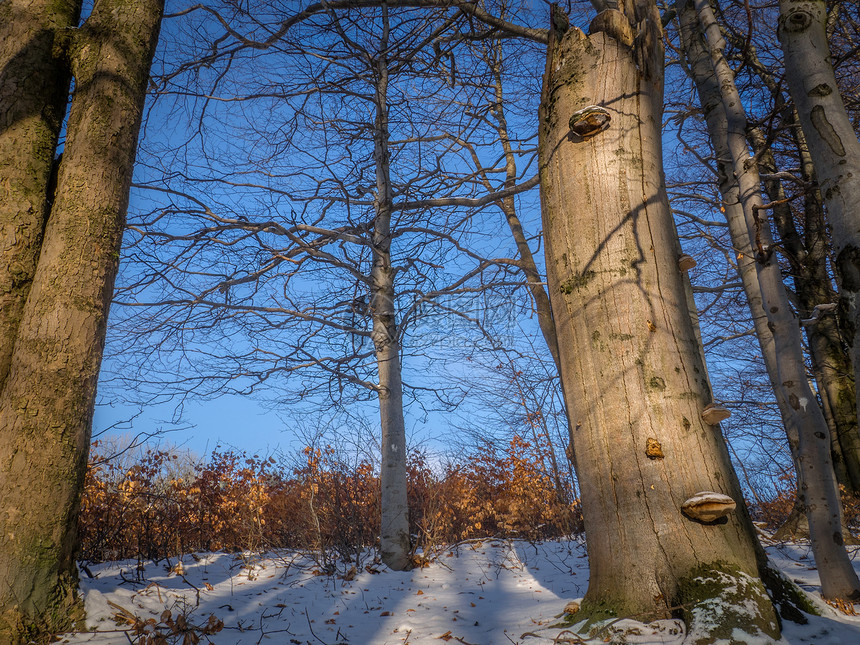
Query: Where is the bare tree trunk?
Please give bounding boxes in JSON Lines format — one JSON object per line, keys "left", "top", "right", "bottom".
{"left": 691, "top": 0, "right": 860, "bottom": 600}
{"left": 719, "top": 32, "right": 860, "bottom": 494}
{"left": 481, "top": 44, "right": 576, "bottom": 482}
{"left": 678, "top": 0, "right": 800, "bottom": 476}
{"left": 750, "top": 127, "right": 860, "bottom": 494}
{"left": 539, "top": 5, "right": 786, "bottom": 638}
{"left": 0, "top": 0, "right": 81, "bottom": 389}
{"left": 371, "top": 7, "right": 410, "bottom": 571}
{"left": 0, "top": 0, "right": 163, "bottom": 639}
{"left": 778, "top": 0, "right": 860, "bottom": 429}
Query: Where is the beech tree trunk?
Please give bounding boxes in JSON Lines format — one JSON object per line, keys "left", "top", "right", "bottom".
{"left": 0, "top": 0, "right": 163, "bottom": 640}
{"left": 0, "top": 0, "right": 81, "bottom": 389}
{"left": 370, "top": 7, "right": 411, "bottom": 571}
{"left": 538, "top": 4, "right": 786, "bottom": 639}
{"left": 691, "top": 0, "right": 860, "bottom": 600}
{"left": 733, "top": 36, "right": 860, "bottom": 493}
{"left": 750, "top": 127, "right": 860, "bottom": 494}
{"left": 778, "top": 0, "right": 860, "bottom": 429}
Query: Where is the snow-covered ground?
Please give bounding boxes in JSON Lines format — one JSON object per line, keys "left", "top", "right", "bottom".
{"left": 59, "top": 538, "right": 860, "bottom": 644}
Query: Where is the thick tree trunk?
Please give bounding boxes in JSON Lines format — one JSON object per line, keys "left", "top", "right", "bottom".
{"left": 538, "top": 6, "right": 783, "bottom": 639}
{"left": 692, "top": 0, "right": 860, "bottom": 600}
{"left": 370, "top": 8, "right": 411, "bottom": 571}
{"left": 0, "top": 0, "right": 81, "bottom": 389}
{"left": 778, "top": 0, "right": 860, "bottom": 429}
{"left": 0, "top": 0, "right": 163, "bottom": 640}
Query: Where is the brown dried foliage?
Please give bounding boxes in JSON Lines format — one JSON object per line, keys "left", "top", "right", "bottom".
{"left": 78, "top": 435, "right": 580, "bottom": 563}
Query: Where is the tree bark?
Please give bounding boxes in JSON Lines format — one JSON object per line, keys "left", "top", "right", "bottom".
{"left": 538, "top": 4, "right": 784, "bottom": 639}
{"left": 750, "top": 127, "right": 860, "bottom": 495}
{"left": 0, "top": 0, "right": 81, "bottom": 390}
{"left": 691, "top": 0, "right": 860, "bottom": 600}
{"left": 778, "top": 0, "right": 860, "bottom": 430}
{"left": 0, "top": 0, "right": 163, "bottom": 639}
{"left": 371, "top": 6, "right": 411, "bottom": 571}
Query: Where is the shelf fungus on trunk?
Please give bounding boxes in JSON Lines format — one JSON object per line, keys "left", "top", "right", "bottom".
{"left": 677, "top": 253, "right": 697, "bottom": 271}
{"left": 701, "top": 403, "right": 731, "bottom": 425}
{"left": 569, "top": 105, "right": 611, "bottom": 139}
{"left": 681, "top": 491, "right": 737, "bottom": 523}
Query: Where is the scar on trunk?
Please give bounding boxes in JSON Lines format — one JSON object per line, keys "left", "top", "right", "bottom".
{"left": 810, "top": 105, "right": 846, "bottom": 157}
{"left": 645, "top": 437, "right": 664, "bottom": 459}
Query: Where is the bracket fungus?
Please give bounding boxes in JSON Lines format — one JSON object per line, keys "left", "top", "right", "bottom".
{"left": 678, "top": 253, "right": 697, "bottom": 271}
{"left": 569, "top": 105, "right": 611, "bottom": 139}
{"left": 701, "top": 403, "right": 731, "bottom": 425}
{"left": 681, "top": 491, "right": 737, "bottom": 523}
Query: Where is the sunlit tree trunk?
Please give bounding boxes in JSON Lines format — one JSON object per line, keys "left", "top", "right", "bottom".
{"left": 0, "top": 0, "right": 163, "bottom": 639}
{"left": 0, "top": 0, "right": 81, "bottom": 389}
{"left": 371, "top": 6, "right": 410, "bottom": 571}
{"left": 750, "top": 127, "right": 860, "bottom": 495}
{"left": 778, "top": 0, "right": 860, "bottom": 429}
{"left": 538, "top": 4, "right": 788, "bottom": 638}
{"left": 731, "top": 34, "right": 860, "bottom": 494}
{"left": 690, "top": 0, "right": 860, "bottom": 600}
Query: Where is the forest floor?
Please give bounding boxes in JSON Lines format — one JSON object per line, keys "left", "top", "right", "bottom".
{"left": 59, "top": 537, "right": 860, "bottom": 644}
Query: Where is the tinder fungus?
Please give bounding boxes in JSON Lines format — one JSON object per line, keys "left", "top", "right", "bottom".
{"left": 701, "top": 403, "right": 731, "bottom": 425}
{"left": 569, "top": 105, "right": 611, "bottom": 139}
{"left": 678, "top": 253, "right": 697, "bottom": 271}
{"left": 681, "top": 491, "right": 737, "bottom": 523}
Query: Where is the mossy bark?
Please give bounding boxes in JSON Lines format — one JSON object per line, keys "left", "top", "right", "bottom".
{"left": 538, "top": 3, "right": 799, "bottom": 641}
{"left": 0, "top": 0, "right": 163, "bottom": 641}
{"left": 0, "top": 0, "right": 82, "bottom": 390}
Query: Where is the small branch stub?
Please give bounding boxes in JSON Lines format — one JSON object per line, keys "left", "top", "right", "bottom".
{"left": 678, "top": 253, "right": 697, "bottom": 271}
{"left": 701, "top": 403, "right": 731, "bottom": 425}
{"left": 800, "top": 302, "right": 838, "bottom": 327}
{"left": 569, "top": 105, "right": 611, "bottom": 139}
{"left": 681, "top": 491, "right": 737, "bottom": 523}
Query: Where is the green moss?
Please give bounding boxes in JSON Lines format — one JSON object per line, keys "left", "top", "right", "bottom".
{"left": 609, "top": 333, "right": 633, "bottom": 341}
{"left": 759, "top": 562, "right": 818, "bottom": 623}
{"left": 560, "top": 270, "right": 596, "bottom": 294}
{"left": 678, "top": 562, "right": 781, "bottom": 644}
{"left": 648, "top": 376, "right": 666, "bottom": 391}
{"left": 552, "top": 596, "right": 617, "bottom": 631}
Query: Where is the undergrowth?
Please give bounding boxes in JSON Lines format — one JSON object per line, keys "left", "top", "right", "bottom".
{"left": 78, "top": 435, "right": 582, "bottom": 564}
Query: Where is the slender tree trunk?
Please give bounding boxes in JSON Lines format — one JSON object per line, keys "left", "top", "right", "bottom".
{"left": 483, "top": 46, "right": 576, "bottom": 482}
{"left": 691, "top": 0, "right": 860, "bottom": 600}
{"left": 750, "top": 127, "right": 860, "bottom": 494}
{"left": 0, "top": 0, "right": 163, "bottom": 639}
{"left": 370, "top": 7, "right": 410, "bottom": 571}
{"left": 539, "top": 5, "right": 785, "bottom": 638}
{"left": 0, "top": 0, "right": 81, "bottom": 389}
{"left": 724, "top": 29, "right": 860, "bottom": 497}
{"left": 778, "top": 0, "right": 860, "bottom": 428}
